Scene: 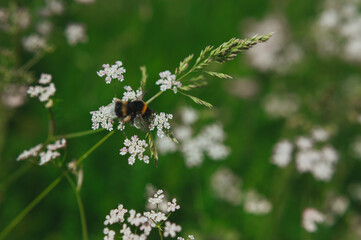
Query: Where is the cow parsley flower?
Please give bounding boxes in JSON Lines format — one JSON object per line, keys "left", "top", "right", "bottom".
{"left": 90, "top": 103, "right": 116, "bottom": 131}
{"left": 302, "top": 208, "right": 325, "bottom": 232}
{"left": 156, "top": 70, "right": 181, "bottom": 93}
{"left": 103, "top": 228, "right": 116, "bottom": 240}
{"left": 164, "top": 221, "right": 182, "bottom": 238}
{"left": 148, "top": 189, "right": 164, "bottom": 205}
{"left": 65, "top": 23, "right": 88, "bottom": 46}
{"left": 39, "top": 139, "right": 66, "bottom": 165}
{"left": 97, "top": 61, "right": 126, "bottom": 84}
{"left": 1, "top": 84, "right": 27, "bottom": 108}
{"left": 120, "top": 135, "right": 150, "bottom": 165}
{"left": 243, "top": 190, "right": 272, "bottom": 215}
{"left": 104, "top": 204, "right": 128, "bottom": 225}
{"left": 167, "top": 198, "right": 180, "bottom": 212}
{"left": 23, "top": 34, "right": 46, "bottom": 53}
{"left": 149, "top": 112, "right": 173, "bottom": 138}
{"left": 17, "top": 144, "right": 43, "bottom": 161}
{"left": 271, "top": 140, "right": 293, "bottom": 167}
{"left": 27, "top": 74, "right": 56, "bottom": 105}
{"left": 122, "top": 85, "right": 143, "bottom": 101}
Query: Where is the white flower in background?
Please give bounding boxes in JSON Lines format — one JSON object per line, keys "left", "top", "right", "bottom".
{"left": 145, "top": 184, "right": 168, "bottom": 212}
{"left": 263, "top": 94, "right": 299, "bottom": 118}
{"left": 226, "top": 77, "right": 259, "bottom": 99}
{"left": 120, "top": 135, "right": 150, "bottom": 165}
{"left": 1, "top": 84, "right": 27, "bottom": 108}
{"left": 0, "top": 8, "right": 8, "bottom": 23}
{"left": 23, "top": 34, "right": 46, "bottom": 53}
{"left": 122, "top": 85, "right": 143, "bottom": 101}
{"left": 75, "top": 0, "right": 95, "bottom": 4}
{"left": 302, "top": 208, "right": 325, "bottom": 233}
{"left": 97, "top": 61, "right": 126, "bottom": 84}
{"left": 103, "top": 188, "right": 185, "bottom": 240}
{"left": 244, "top": 15, "right": 303, "bottom": 73}
{"left": 271, "top": 140, "right": 293, "bottom": 167}
{"left": 39, "top": 0, "right": 65, "bottom": 16}
{"left": 211, "top": 167, "right": 242, "bottom": 205}
{"left": 164, "top": 221, "right": 182, "bottom": 238}
{"left": 349, "top": 183, "right": 361, "bottom": 201}
{"left": 27, "top": 73, "right": 56, "bottom": 105}
{"left": 39, "top": 139, "right": 66, "bottom": 165}
{"left": 156, "top": 137, "right": 177, "bottom": 154}
{"left": 17, "top": 144, "right": 43, "bottom": 161}
{"left": 271, "top": 128, "right": 338, "bottom": 182}
{"left": 351, "top": 137, "right": 361, "bottom": 159}
{"left": 37, "top": 20, "right": 53, "bottom": 36}
{"left": 13, "top": 8, "right": 31, "bottom": 29}
{"left": 149, "top": 112, "right": 173, "bottom": 138}
{"left": 177, "top": 236, "right": 195, "bottom": 240}
{"left": 313, "top": 0, "right": 361, "bottom": 63}
{"left": 179, "top": 107, "right": 198, "bottom": 125}
{"left": 156, "top": 70, "right": 181, "bottom": 93}
{"left": 243, "top": 190, "right": 272, "bottom": 215}
{"left": 65, "top": 23, "right": 88, "bottom": 46}
{"left": 311, "top": 127, "right": 330, "bottom": 142}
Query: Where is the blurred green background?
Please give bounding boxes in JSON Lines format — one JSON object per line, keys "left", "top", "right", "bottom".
{"left": 1, "top": 0, "right": 361, "bottom": 239}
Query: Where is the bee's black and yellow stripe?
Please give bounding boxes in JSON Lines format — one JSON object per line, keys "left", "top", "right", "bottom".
{"left": 114, "top": 99, "right": 152, "bottom": 120}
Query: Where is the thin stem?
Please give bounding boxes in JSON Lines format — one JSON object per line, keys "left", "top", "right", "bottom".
{"left": 146, "top": 91, "right": 163, "bottom": 104}
{"left": 76, "top": 130, "right": 115, "bottom": 165}
{"left": 158, "top": 227, "right": 163, "bottom": 240}
{"left": 0, "top": 174, "right": 64, "bottom": 240}
{"left": 51, "top": 128, "right": 105, "bottom": 141}
{"left": 64, "top": 172, "right": 88, "bottom": 240}
{"left": 47, "top": 107, "right": 56, "bottom": 139}
{"left": 17, "top": 50, "right": 46, "bottom": 73}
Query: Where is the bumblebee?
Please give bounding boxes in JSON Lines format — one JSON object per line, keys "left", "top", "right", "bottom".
{"left": 114, "top": 99, "right": 153, "bottom": 131}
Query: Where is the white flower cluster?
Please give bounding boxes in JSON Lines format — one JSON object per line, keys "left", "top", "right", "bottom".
{"left": 103, "top": 188, "right": 183, "bottom": 240}
{"left": 39, "top": 0, "right": 65, "bottom": 17}
{"left": 302, "top": 208, "right": 325, "bottom": 233}
{"left": 97, "top": 61, "right": 126, "bottom": 84}
{"left": 271, "top": 127, "right": 339, "bottom": 182}
{"left": 1, "top": 84, "right": 27, "bottom": 108}
{"left": 16, "top": 139, "right": 66, "bottom": 165}
{"left": 23, "top": 34, "right": 47, "bottom": 53}
{"left": 149, "top": 112, "right": 173, "bottom": 138}
{"left": 65, "top": 23, "right": 88, "bottom": 46}
{"left": 122, "top": 85, "right": 143, "bottom": 101}
{"left": 226, "top": 77, "right": 259, "bottom": 100}
{"left": 156, "top": 107, "right": 230, "bottom": 167}
{"left": 263, "top": 93, "right": 299, "bottom": 118}
{"left": 324, "top": 194, "right": 349, "bottom": 225}
{"left": 27, "top": 73, "right": 56, "bottom": 105}
{"left": 244, "top": 15, "right": 303, "bottom": 73}
{"left": 0, "top": 8, "right": 31, "bottom": 32}
{"left": 210, "top": 167, "right": 272, "bottom": 215}
{"left": 90, "top": 101, "right": 117, "bottom": 131}
{"left": 210, "top": 167, "right": 242, "bottom": 205}
{"left": 37, "top": 20, "right": 53, "bottom": 36}
{"left": 243, "top": 190, "right": 273, "bottom": 215}
{"left": 156, "top": 70, "right": 182, "bottom": 93}
{"left": 313, "top": 0, "right": 361, "bottom": 63}
{"left": 120, "top": 135, "right": 150, "bottom": 165}
{"left": 177, "top": 236, "right": 195, "bottom": 240}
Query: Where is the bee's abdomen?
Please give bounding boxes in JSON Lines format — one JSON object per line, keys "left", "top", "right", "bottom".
{"left": 114, "top": 100, "right": 127, "bottom": 118}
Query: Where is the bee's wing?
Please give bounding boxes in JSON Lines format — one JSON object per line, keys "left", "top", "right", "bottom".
{"left": 133, "top": 113, "right": 150, "bottom": 132}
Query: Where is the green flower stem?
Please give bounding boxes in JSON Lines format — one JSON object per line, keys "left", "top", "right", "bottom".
{"left": 51, "top": 128, "right": 105, "bottom": 141}
{"left": 158, "top": 227, "right": 163, "bottom": 240}
{"left": 64, "top": 172, "right": 88, "bottom": 240}
{"left": 0, "top": 130, "right": 114, "bottom": 240}
{"left": 76, "top": 130, "right": 115, "bottom": 165}
{"left": 146, "top": 91, "right": 163, "bottom": 104}
{"left": 17, "top": 50, "right": 47, "bottom": 73}
{"left": 47, "top": 107, "right": 56, "bottom": 139}
{"left": 0, "top": 174, "right": 64, "bottom": 240}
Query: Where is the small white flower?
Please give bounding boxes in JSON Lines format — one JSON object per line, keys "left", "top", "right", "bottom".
{"left": 46, "top": 139, "right": 66, "bottom": 151}
{"left": 17, "top": 144, "right": 43, "bottom": 161}
{"left": 65, "top": 23, "right": 88, "bottom": 46}
{"left": 90, "top": 102, "right": 117, "bottom": 131}
{"left": 302, "top": 208, "right": 325, "bottom": 232}
{"left": 311, "top": 127, "right": 329, "bottom": 142}
{"left": 148, "top": 189, "right": 164, "bottom": 205}
{"left": 23, "top": 34, "right": 46, "bottom": 53}
{"left": 156, "top": 70, "right": 181, "bottom": 93}
{"left": 120, "top": 135, "right": 149, "bottom": 165}
{"left": 149, "top": 112, "right": 173, "bottom": 138}
{"left": 163, "top": 221, "right": 182, "bottom": 238}
{"left": 1, "top": 84, "right": 27, "bottom": 108}
{"left": 37, "top": 21, "right": 53, "bottom": 36}
{"left": 39, "top": 150, "right": 60, "bottom": 165}
{"left": 103, "top": 227, "right": 116, "bottom": 240}
{"left": 122, "top": 86, "right": 143, "bottom": 101}
{"left": 167, "top": 198, "right": 180, "bottom": 212}
{"left": 271, "top": 140, "right": 293, "bottom": 167}
{"left": 97, "top": 61, "right": 126, "bottom": 84}
{"left": 38, "top": 73, "right": 52, "bottom": 85}
{"left": 179, "top": 107, "right": 198, "bottom": 125}
{"left": 27, "top": 80, "right": 56, "bottom": 103}
{"left": 296, "top": 136, "right": 313, "bottom": 150}
{"left": 104, "top": 204, "right": 128, "bottom": 225}
{"left": 243, "top": 190, "right": 272, "bottom": 215}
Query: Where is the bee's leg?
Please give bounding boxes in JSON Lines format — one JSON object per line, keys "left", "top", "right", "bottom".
{"left": 123, "top": 116, "right": 132, "bottom": 123}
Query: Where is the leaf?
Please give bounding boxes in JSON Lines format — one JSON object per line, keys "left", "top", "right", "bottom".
{"left": 205, "top": 71, "right": 232, "bottom": 79}
{"left": 179, "top": 91, "right": 213, "bottom": 109}
{"left": 147, "top": 133, "right": 159, "bottom": 166}
{"left": 139, "top": 66, "right": 147, "bottom": 91}
{"left": 175, "top": 54, "right": 194, "bottom": 76}
{"left": 163, "top": 129, "right": 179, "bottom": 143}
